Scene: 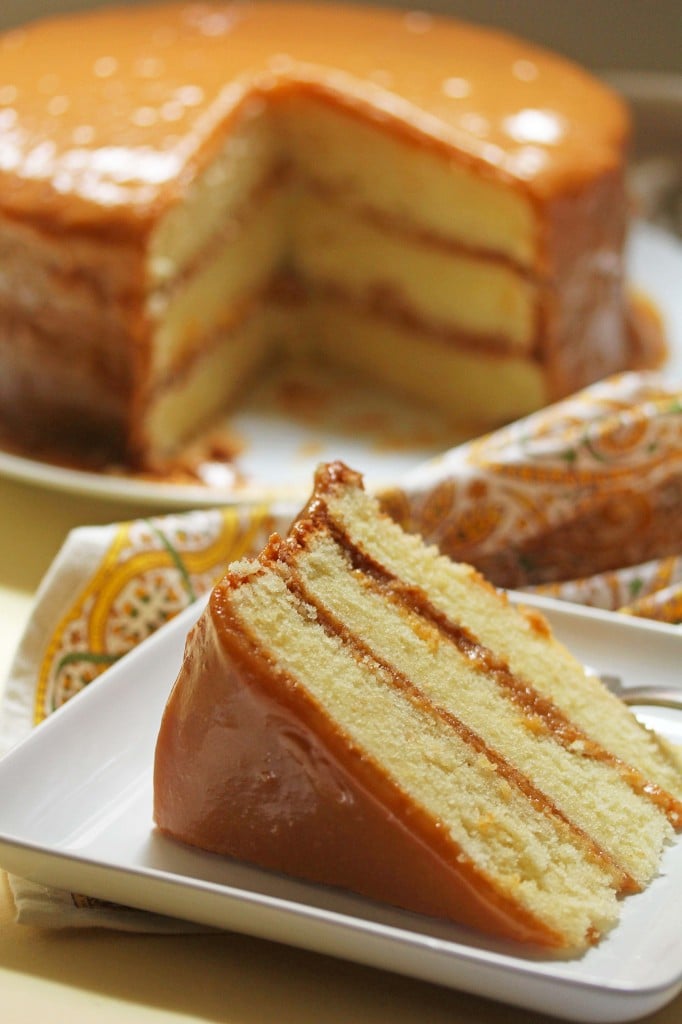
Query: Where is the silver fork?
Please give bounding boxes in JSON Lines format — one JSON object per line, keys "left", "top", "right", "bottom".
{"left": 597, "top": 673, "right": 682, "bottom": 710}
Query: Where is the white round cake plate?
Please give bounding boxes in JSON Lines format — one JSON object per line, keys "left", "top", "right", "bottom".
{"left": 0, "top": 220, "right": 680, "bottom": 509}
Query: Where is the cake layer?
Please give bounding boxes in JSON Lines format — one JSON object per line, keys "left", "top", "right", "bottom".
{"left": 147, "top": 101, "right": 282, "bottom": 285}
{"left": 148, "top": 180, "right": 289, "bottom": 378}
{"left": 290, "top": 192, "right": 537, "bottom": 349}
{"left": 140, "top": 306, "right": 271, "bottom": 459}
{"left": 265, "top": 91, "right": 538, "bottom": 269}
{"left": 283, "top": 528, "right": 672, "bottom": 890}
{"left": 293, "top": 298, "right": 546, "bottom": 425}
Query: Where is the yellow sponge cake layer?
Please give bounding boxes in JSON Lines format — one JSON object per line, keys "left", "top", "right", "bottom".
{"left": 154, "top": 463, "right": 682, "bottom": 952}
{"left": 296, "top": 299, "right": 546, "bottom": 424}
{"left": 332, "top": 478, "right": 682, "bottom": 801}
{"left": 290, "top": 193, "right": 537, "bottom": 349}
{"left": 286, "top": 530, "right": 672, "bottom": 891}
{"left": 148, "top": 103, "right": 282, "bottom": 286}
{"left": 0, "top": 3, "right": 636, "bottom": 466}
{"left": 149, "top": 180, "right": 289, "bottom": 377}
{"left": 275, "top": 91, "right": 538, "bottom": 268}
{"left": 143, "top": 306, "right": 271, "bottom": 457}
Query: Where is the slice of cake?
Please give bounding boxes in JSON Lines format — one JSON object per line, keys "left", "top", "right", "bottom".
{"left": 154, "top": 462, "right": 682, "bottom": 953}
{"left": 0, "top": 2, "right": 648, "bottom": 468}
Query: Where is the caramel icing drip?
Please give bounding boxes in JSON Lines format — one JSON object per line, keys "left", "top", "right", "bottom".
{"left": 0, "top": 2, "right": 629, "bottom": 232}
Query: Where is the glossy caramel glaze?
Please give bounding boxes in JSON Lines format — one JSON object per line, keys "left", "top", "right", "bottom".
{"left": 0, "top": 2, "right": 629, "bottom": 236}
{"left": 154, "top": 578, "right": 567, "bottom": 949}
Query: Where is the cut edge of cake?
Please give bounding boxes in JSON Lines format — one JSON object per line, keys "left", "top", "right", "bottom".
{"left": 153, "top": 461, "right": 682, "bottom": 955}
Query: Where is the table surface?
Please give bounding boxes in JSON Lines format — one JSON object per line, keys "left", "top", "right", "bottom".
{"left": 1, "top": 470, "right": 682, "bottom": 1024}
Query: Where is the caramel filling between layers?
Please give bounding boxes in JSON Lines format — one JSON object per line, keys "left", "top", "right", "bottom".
{"left": 153, "top": 171, "right": 539, "bottom": 306}
{"left": 137, "top": 88, "right": 545, "bottom": 408}
{"left": 142, "top": 167, "right": 542, "bottom": 391}
{"left": 295, "top": 501, "right": 682, "bottom": 830}
{"left": 275, "top": 552, "right": 632, "bottom": 893}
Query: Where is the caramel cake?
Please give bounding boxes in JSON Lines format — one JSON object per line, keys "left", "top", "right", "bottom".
{"left": 154, "top": 461, "right": 682, "bottom": 953}
{"left": 0, "top": 2, "right": 640, "bottom": 469}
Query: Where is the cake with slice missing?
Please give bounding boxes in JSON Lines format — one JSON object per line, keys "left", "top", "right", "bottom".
{"left": 0, "top": 2, "right": 650, "bottom": 469}
{"left": 154, "top": 462, "right": 682, "bottom": 953}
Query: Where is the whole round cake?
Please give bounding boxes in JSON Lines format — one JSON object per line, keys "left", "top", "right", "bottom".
{"left": 0, "top": 2, "right": 645, "bottom": 467}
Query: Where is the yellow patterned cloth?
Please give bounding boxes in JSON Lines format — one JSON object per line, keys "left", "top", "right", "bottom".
{"left": 3, "top": 506, "right": 283, "bottom": 742}
{"left": 33, "top": 506, "right": 278, "bottom": 729}
{"left": 1, "top": 370, "right": 680, "bottom": 930}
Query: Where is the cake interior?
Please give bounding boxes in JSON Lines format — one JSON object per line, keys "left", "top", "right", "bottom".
{"left": 142, "top": 90, "right": 547, "bottom": 461}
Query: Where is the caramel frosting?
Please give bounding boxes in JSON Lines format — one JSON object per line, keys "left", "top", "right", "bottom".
{"left": 0, "top": 2, "right": 629, "bottom": 237}
{"left": 154, "top": 581, "right": 568, "bottom": 948}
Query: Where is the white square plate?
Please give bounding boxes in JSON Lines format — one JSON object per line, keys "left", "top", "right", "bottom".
{"left": 0, "top": 593, "right": 681, "bottom": 1023}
